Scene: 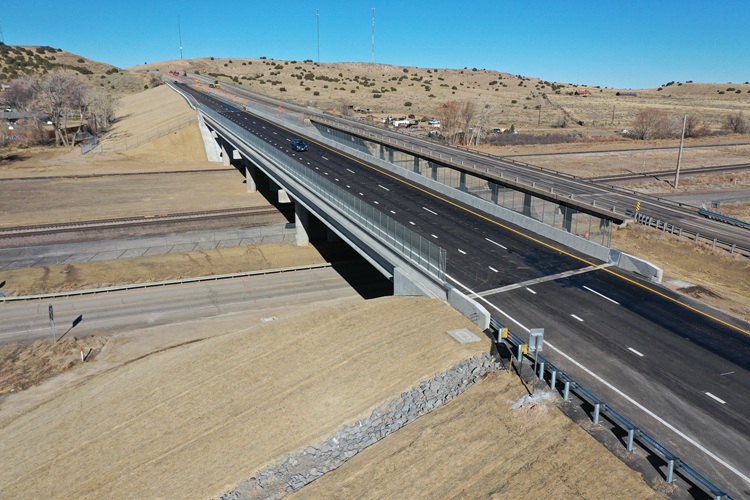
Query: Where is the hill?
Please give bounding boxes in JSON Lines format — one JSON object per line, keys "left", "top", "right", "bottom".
{"left": 0, "top": 44, "right": 154, "bottom": 94}
{"left": 136, "top": 56, "right": 750, "bottom": 137}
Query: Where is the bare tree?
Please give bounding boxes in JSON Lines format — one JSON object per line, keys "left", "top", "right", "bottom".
{"left": 630, "top": 108, "right": 673, "bottom": 140}
{"left": 86, "top": 87, "right": 118, "bottom": 135}
{"left": 5, "top": 76, "right": 37, "bottom": 111}
{"left": 683, "top": 114, "right": 710, "bottom": 138}
{"left": 35, "top": 70, "right": 88, "bottom": 146}
{"left": 436, "top": 100, "right": 462, "bottom": 145}
{"left": 724, "top": 112, "right": 748, "bottom": 134}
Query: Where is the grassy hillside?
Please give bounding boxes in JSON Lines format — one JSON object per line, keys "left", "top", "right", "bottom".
{"left": 138, "top": 56, "right": 750, "bottom": 137}
{"left": 0, "top": 44, "right": 153, "bottom": 94}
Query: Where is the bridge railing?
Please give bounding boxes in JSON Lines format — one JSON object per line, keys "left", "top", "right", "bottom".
{"left": 201, "top": 105, "right": 446, "bottom": 281}
{"left": 635, "top": 212, "right": 750, "bottom": 257}
{"left": 489, "top": 317, "right": 733, "bottom": 500}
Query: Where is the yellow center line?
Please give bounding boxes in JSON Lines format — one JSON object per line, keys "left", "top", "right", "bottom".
{"left": 254, "top": 112, "right": 749, "bottom": 337}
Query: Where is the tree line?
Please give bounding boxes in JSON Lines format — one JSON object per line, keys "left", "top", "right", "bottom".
{"left": 433, "top": 99, "right": 748, "bottom": 146}
{"left": 4, "top": 70, "right": 118, "bottom": 147}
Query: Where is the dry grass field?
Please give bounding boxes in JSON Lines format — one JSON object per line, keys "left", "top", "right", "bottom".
{"left": 2, "top": 54, "right": 748, "bottom": 498}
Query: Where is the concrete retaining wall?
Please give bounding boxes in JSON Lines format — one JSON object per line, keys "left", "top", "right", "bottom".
{"left": 220, "top": 352, "right": 502, "bottom": 500}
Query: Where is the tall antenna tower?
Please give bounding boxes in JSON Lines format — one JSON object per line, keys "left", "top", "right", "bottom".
{"left": 178, "top": 15, "right": 183, "bottom": 59}
{"left": 0, "top": 19, "right": 5, "bottom": 45}
{"left": 371, "top": 8, "right": 375, "bottom": 63}
{"left": 316, "top": 9, "right": 320, "bottom": 63}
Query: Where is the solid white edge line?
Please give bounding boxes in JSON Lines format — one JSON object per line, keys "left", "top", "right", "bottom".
{"left": 583, "top": 285, "right": 620, "bottom": 305}
{"left": 444, "top": 271, "right": 750, "bottom": 485}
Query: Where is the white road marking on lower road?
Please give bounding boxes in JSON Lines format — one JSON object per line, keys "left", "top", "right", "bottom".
{"left": 720, "top": 371, "right": 734, "bottom": 376}
{"left": 571, "top": 314, "right": 584, "bottom": 322}
{"left": 526, "top": 287, "right": 537, "bottom": 295}
{"left": 583, "top": 286, "right": 620, "bottom": 305}
{"left": 705, "top": 392, "right": 726, "bottom": 404}
{"left": 489, "top": 266, "right": 499, "bottom": 273}
{"left": 458, "top": 249, "right": 467, "bottom": 255}
{"left": 334, "top": 178, "right": 339, "bottom": 182}
{"left": 390, "top": 210, "right": 396, "bottom": 214}
{"left": 322, "top": 156, "right": 329, "bottom": 161}
{"left": 346, "top": 168, "right": 355, "bottom": 173}
{"left": 379, "top": 185, "right": 390, "bottom": 191}
{"left": 485, "top": 238, "right": 507, "bottom": 249}
{"left": 346, "top": 185, "right": 350, "bottom": 188}
{"left": 627, "top": 347, "right": 644, "bottom": 357}
{"left": 444, "top": 271, "right": 750, "bottom": 485}
{"left": 431, "top": 234, "right": 439, "bottom": 239}
{"left": 422, "top": 207, "right": 438, "bottom": 215}
{"left": 374, "top": 201, "right": 380, "bottom": 205}
{"left": 409, "top": 221, "right": 415, "bottom": 225}
{"left": 359, "top": 192, "right": 364, "bottom": 196}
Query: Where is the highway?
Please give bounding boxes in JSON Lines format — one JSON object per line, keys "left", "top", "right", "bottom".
{"left": 179, "top": 83, "right": 750, "bottom": 496}
{"left": 0, "top": 264, "right": 389, "bottom": 346}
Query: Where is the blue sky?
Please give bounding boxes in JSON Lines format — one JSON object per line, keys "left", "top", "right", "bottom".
{"left": 6, "top": 1, "right": 749, "bottom": 89}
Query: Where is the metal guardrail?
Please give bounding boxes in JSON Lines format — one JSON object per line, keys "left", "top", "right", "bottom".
{"left": 698, "top": 208, "right": 750, "bottom": 230}
{"left": 634, "top": 212, "right": 750, "bottom": 257}
{"left": 489, "top": 316, "right": 733, "bottom": 500}
{"left": 0, "top": 263, "right": 333, "bottom": 302}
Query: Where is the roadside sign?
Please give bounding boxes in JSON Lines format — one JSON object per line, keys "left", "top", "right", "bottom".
{"left": 529, "top": 328, "right": 544, "bottom": 353}
{"left": 49, "top": 304, "right": 54, "bottom": 322}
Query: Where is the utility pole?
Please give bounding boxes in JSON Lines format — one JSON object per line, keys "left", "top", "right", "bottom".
{"left": 674, "top": 114, "right": 687, "bottom": 189}
{"left": 316, "top": 9, "right": 320, "bottom": 63}
{"left": 178, "top": 15, "right": 183, "bottom": 59}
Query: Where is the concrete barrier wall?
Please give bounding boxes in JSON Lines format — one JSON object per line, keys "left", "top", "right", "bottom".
{"left": 447, "top": 285, "right": 491, "bottom": 330}
{"left": 614, "top": 251, "right": 664, "bottom": 283}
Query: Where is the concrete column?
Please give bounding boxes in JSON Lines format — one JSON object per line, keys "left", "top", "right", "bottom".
{"left": 388, "top": 148, "right": 395, "bottom": 164}
{"left": 522, "top": 193, "right": 533, "bottom": 217}
{"left": 294, "top": 203, "right": 310, "bottom": 247}
{"left": 563, "top": 206, "right": 575, "bottom": 232}
{"left": 459, "top": 171, "right": 467, "bottom": 192}
{"left": 429, "top": 161, "right": 439, "bottom": 181}
{"left": 379, "top": 143, "right": 386, "bottom": 160}
{"left": 244, "top": 161, "right": 257, "bottom": 193}
{"left": 413, "top": 156, "right": 421, "bottom": 174}
{"left": 220, "top": 143, "right": 230, "bottom": 166}
{"left": 490, "top": 182, "right": 499, "bottom": 204}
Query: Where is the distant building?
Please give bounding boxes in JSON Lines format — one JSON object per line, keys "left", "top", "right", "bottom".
{"left": 574, "top": 90, "right": 591, "bottom": 96}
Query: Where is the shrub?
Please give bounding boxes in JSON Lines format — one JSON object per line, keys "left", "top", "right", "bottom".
{"left": 279, "top": 87, "right": 287, "bottom": 92}
{"left": 77, "top": 58, "right": 85, "bottom": 63}
{"left": 313, "top": 91, "right": 320, "bottom": 96}
{"left": 404, "top": 101, "right": 412, "bottom": 107}
{"left": 373, "top": 93, "right": 382, "bottom": 98}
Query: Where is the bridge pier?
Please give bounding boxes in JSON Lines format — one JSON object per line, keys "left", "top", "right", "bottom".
{"left": 459, "top": 171, "right": 467, "bottom": 192}
{"left": 429, "top": 161, "right": 439, "bottom": 181}
{"left": 413, "top": 156, "right": 421, "bottom": 174}
{"left": 522, "top": 193, "right": 533, "bottom": 217}
{"left": 563, "top": 206, "right": 575, "bottom": 232}
{"left": 490, "top": 182, "right": 499, "bottom": 204}
{"left": 244, "top": 160, "right": 257, "bottom": 193}
{"left": 293, "top": 202, "right": 328, "bottom": 247}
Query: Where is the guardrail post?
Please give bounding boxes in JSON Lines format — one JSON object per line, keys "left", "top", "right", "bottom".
{"left": 627, "top": 429, "right": 635, "bottom": 452}
{"left": 666, "top": 459, "right": 675, "bottom": 483}
{"left": 563, "top": 381, "right": 570, "bottom": 401}
{"left": 538, "top": 361, "right": 545, "bottom": 380}
{"left": 550, "top": 370, "right": 557, "bottom": 389}
{"left": 593, "top": 403, "right": 601, "bottom": 424}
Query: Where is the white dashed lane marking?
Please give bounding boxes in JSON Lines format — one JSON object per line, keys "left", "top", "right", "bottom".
{"left": 705, "top": 392, "right": 726, "bottom": 404}
{"left": 571, "top": 314, "right": 584, "bottom": 322}
{"left": 422, "top": 207, "right": 438, "bottom": 215}
{"left": 627, "top": 347, "right": 644, "bottom": 357}
{"left": 485, "top": 238, "right": 507, "bottom": 250}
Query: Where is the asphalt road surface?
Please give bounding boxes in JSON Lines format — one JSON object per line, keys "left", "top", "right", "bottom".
{"left": 0, "top": 264, "right": 390, "bottom": 346}
{"left": 177, "top": 84, "right": 750, "bottom": 497}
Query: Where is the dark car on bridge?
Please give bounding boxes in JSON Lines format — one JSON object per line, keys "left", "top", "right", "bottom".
{"left": 291, "top": 138, "right": 308, "bottom": 151}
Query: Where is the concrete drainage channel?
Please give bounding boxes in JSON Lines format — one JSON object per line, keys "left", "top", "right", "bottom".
{"left": 220, "top": 352, "right": 502, "bottom": 500}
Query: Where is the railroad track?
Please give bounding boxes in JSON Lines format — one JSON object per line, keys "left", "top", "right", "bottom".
{"left": 0, "top": 206, "right": 283, "bottom": 237}
{"left": 590, "top": 162, "right": 750, "bottom": 183}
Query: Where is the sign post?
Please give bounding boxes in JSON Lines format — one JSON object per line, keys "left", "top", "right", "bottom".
{"left": 529, "top": 328, "right": 545, "bottom": 394}
{"left": 49, "top": 304, "right": 56, "bottom": 342}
